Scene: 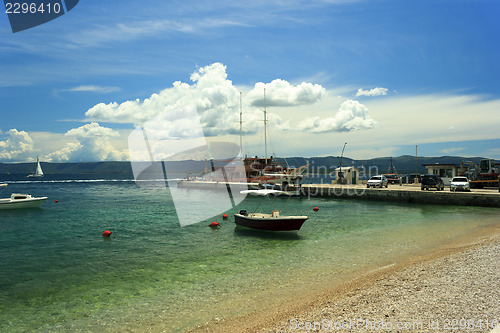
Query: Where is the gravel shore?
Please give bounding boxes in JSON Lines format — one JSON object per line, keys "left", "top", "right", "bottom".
{"left": 193, "top": 231, "right": 499, "bottom": 333}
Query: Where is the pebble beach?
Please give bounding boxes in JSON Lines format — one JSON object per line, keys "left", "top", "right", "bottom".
{"left": 192, "top": 227, "right": 500, "bottom": 333}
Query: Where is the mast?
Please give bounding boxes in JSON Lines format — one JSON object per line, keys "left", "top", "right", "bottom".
{"left": 264, "top": 88, "right": 268, "bottom": 163}
{"left": 239, "top": 92, "right": 243, "bottom": 155}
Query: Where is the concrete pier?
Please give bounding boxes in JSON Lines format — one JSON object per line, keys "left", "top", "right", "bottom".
{"left": 301, "top": 184, "right": 500, "bottom": 208}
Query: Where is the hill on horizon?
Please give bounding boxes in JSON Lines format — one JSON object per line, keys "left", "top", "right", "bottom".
{"left": 0, "top": 155, "right": 497, "bottom": 176}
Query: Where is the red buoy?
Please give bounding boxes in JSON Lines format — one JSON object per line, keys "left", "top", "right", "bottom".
{"left": 313, "top": 207, "right": 319, "bottom": 211}
{"left": 222, "top": 214, "right": 228, "bottom": 219}
{"left": 209, "top": 222, "right": 220, "bottom": 228}
{"left": 102, "top": 230, "right": 112, "bottom": 237}
{"left": 54, "top": 200, "right": 59, "bottom": 203}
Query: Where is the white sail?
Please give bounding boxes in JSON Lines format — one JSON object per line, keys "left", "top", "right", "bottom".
{"left": 35, "top": 157, "right": 43, "bottom": 176}
{"left": 27, "top": 157, "right": 44, "bottom": 177}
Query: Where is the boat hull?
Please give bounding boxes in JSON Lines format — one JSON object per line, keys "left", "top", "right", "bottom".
{"left": 26, "top": 174, "right": 43, "bottom": 178}
{"left": 234, "top": 213, "right": 308, "bottom": 231}
{"left": 0, "top": 197, "right": 47, "bottom": 209}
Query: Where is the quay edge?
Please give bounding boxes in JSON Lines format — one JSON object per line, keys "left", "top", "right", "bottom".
{"left": 300, "top": 184, "right": 500, "bottom": 208}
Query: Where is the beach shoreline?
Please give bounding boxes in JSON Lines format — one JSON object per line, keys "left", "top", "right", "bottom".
{"left": 190, "top": 224, "right": 500, "bottom": 333}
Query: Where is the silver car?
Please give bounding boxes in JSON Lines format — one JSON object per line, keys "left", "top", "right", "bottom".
{"left": 450, "top": 176, "right": 470, "bottom": 192}
{"left": 367, "top": 175, "right": 388, "bottom": 188}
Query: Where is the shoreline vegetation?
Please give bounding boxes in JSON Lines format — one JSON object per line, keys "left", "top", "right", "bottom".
{"left": 191, "top": 225, "right": 499, "bottom": 333}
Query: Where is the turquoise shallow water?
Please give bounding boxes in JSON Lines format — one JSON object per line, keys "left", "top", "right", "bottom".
{"left": 0, "top": 176, "right": 499, "bottom": 332}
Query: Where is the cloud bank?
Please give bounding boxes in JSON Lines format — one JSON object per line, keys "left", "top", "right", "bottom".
{"left": 85, "top": 62, "right": 328, "bottom": 137}
{"left": 45, "top": 123, "right": 126, "bottom": 162}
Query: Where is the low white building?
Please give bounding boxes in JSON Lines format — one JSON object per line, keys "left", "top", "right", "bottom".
{"left": 422, "top": 163, "right": 459, "bottom": 185}
{"left": 334, "top": 166, "right": 359, "bottom": 185}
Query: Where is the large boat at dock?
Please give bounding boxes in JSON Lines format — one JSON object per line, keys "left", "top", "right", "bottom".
{"left": 177, "top": 90, "right": 308, "bottom": 195}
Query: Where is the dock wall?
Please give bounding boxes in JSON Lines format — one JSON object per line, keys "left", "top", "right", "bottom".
{"left": 301, "top": 185, "right": 500, "bottom": 208}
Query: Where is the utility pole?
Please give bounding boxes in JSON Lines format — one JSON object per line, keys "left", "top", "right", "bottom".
{"left": 338, "top": 142, "right": 347, "bottom": 184}
{"left": 415, "top": 145, "right": 418, "bottom": 184}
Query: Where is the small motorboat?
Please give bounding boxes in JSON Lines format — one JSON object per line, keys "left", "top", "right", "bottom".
{"left": 234, "top": 189, "right": 308, "bottom": 231}
{"left": 0, "top": 184, "right": 47, "bottom": 209}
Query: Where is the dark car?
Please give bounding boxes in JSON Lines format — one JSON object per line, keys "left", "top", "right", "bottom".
{"left": 421, "top": 174, "right": 445, "bottom": 191}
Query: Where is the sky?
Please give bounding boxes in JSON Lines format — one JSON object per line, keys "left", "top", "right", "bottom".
{"left": 1, "top": 0, "right": 500, "bottom": 163}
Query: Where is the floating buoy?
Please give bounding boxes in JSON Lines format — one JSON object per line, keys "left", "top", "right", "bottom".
{"left": 313, "top": 207, "right": 319, "bottom": 211}
{"left": 54, "top": 200, "right": 59, "bottom": 203}
{"left": 209, "top": 222, "right": 220, "bottom": 228}
{"left": 222, "top": 214, "right": 228, "bottom": 219}
{"left": 102, "top": 230, "right": 112, "bottom": 237}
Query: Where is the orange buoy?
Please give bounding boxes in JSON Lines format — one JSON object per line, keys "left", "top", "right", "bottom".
{"left": 209, "top": 222, "right": 220, "bottom": 228}
{"left": 102, "top": 230, "right": 112, "bottom": 237}
{"left": 222, "top": 214, "right": 228, "bottom": 219}
{"left": 313, "top": 207, "right": 319, "bottom": 211}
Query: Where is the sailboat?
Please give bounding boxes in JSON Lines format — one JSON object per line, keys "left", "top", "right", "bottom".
{"left": 27, "top": 156, "right": 44, "bottom": 178}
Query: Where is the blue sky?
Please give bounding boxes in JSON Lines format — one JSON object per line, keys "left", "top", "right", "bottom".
{"left": 1, "top": 0, "right": 499, "bottom": 162}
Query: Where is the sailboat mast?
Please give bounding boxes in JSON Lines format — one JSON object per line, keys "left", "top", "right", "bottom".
{"left": 264, "top": 88, "right": 268, "bottom": 163}
{"left": 239, "top": 92, "right": 243, "bottom": 155}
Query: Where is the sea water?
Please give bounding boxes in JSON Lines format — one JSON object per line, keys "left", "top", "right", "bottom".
{"left": 0, "top": 175, "right": 498, "bottom": 332}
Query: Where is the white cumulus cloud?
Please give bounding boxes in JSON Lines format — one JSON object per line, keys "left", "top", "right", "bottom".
{"left": 248, "top": 79, "right": 325, "bottom": 107}
{"left": 356, "top": 87, "right": 388, "bottom": 97}
{"left": 298, "top": 99, "right": 377, "bottom": 133}
{"left": 84, "top": 63, "right": 325, "bottom": 138}
{"left": 85, "top": 63, "right": 241, "bottom": 136}
{"left": 45, "top": 123, "right": 126, "bottom": 162}
{"left": 0, "top": 129, "right": 35, "bottom": 161}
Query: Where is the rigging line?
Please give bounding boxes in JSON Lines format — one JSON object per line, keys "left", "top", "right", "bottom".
{"left": 253, "top": 197, "right": 263, "bottom": 214}
{"left": 280, "top": 193, "right": 292, "bottom": 212}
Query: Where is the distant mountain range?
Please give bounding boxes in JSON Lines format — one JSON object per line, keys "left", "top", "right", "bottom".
{"left": 1, "top": 156, "right": 497, "bottom": 177}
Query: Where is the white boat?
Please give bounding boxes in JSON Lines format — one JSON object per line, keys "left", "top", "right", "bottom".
{"left": 234, "top": 189, "right": 308, "bottom": 231}
{"left": 27, "top": 156, "right": 44, "bottom": 178}
{"left": 0, "top": 184, "right": 47, "bottom": 209}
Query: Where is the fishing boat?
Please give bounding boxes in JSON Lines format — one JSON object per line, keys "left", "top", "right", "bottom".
{"left": 233, "top": 189, "right": 308, "bottom": 231}
{"left": 0, "top": 184, "right": 47, "bottom": 209}
{"left": 27, "top": 156, "right": 44, "bottom": 178}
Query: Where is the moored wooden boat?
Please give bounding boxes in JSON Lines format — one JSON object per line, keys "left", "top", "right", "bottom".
{"left": 234, "top": 189, "right": 308, "bottom": 231}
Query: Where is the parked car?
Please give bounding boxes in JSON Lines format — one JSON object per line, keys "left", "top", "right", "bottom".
{"left": 450, "top": 176, "right": 470, "bottom": 192}
{"left": 367, "top": 175, "right": 388, "bottom": 188}
{"left": 421, "top": 174, "right": 445, "bottom": 191}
